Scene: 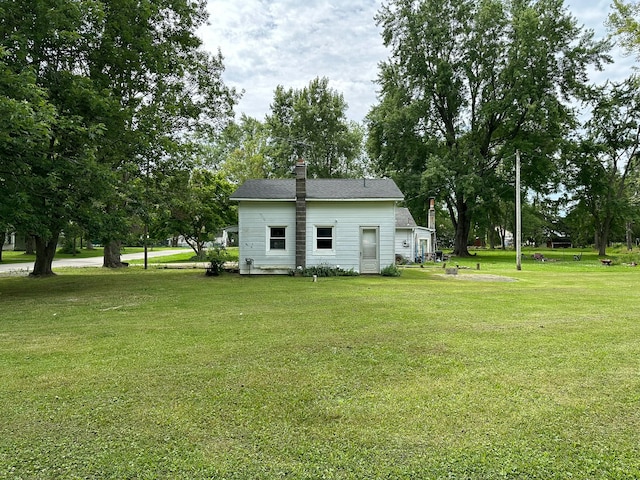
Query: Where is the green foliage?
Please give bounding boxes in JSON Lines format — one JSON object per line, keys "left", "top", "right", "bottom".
{"left": 0, "top": 0, "right": 238, "bottom": 273}
{"left": 59, "top": 239, "right": 80, "bottom": 255}
{"left": 565, "top": 75, "right": 640, "bottom": 255}
{"left": 216, "top": 115, "right": 272, "bottom": 182}
{"left": 607, "top": 0, "right": 640, "bottom": 59}
{"left": 154, "top": 168, "right": 236, "bottom": 258}
{"left": 300, "top": 263, "right": 359, "bottom": 277}
{"left": 205, "top": 246, "right": 230, "bottom": 276}
{"left": 380, "top": 264, "right": 402, "bottom": 276}
{"left": 266, "top": 77, "right": 366, "bottom": 178}
{"left": 368, "top": 0, "right": 611, "bottom": 256}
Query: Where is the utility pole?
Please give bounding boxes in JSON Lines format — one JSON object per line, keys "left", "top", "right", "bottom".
{"left": 144, "top": 157, "right": 150, "bottom": 270}
{"left": 515, "top": 150, "right": 522, "bottom": 271}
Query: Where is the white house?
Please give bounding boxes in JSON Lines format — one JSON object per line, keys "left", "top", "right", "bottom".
{"left": 395, "top": 207, "right": 436, "bottom": 263}
{"left": 230, "top": 160, "right": 404, "bottom": 274}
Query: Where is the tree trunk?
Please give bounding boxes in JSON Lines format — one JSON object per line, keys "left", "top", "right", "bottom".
{"left": 596, "top": 229, "right": 608, "bottom": 256}
{"left": 25, "top": 235, "right": 35, "bottom": 255}
{"left": 0, "top": 227, "right": 5, "bottom": 261}
{"left": 30, "top": 233, "right": 59, "bottom": 276}
{"left": 452, "top": 200, "right": 472, "bottom": 257}
{"left": 103, "top": 240, "right": 128, "bottom": 268}
{"left": 595, "top": 216, "right": 613, "bottom": 256}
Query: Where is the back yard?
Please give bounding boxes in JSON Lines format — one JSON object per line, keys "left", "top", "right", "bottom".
{"left": 1, "top": 249, "right": 639, "bottom": 478}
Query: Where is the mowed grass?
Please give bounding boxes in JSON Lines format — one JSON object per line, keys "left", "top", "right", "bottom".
{"left": 1, "top": 246, "right": 168, "bottom": 264}
{"left": 1, "top": 253, "right": 639, "bottom": 479}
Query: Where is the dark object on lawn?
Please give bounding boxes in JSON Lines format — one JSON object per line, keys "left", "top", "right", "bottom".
{"left": 600, "top": 259, "right": 612, "bottom": 266}
{"left": 574, "top": 253, "right": 582, "bottom": 261}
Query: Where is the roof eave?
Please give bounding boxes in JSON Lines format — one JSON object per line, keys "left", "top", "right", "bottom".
{"left": 231, "top": 197, "right": 404, "bottom": 202}
{"left": 230, "top": 197, "right": 295, "bottom": 202}
{"left": 307, "top": 197, "right": 404, "bottom": 202}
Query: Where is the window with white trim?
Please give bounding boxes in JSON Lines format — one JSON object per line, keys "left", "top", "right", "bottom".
{"left": 269, "top": 226, "right": 286, "bottom": 250}
{"left": 316, "top": 226, "right": 334, "bottom": 250}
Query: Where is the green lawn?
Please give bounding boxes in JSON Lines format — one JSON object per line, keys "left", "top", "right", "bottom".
{"left": 1, "top": 246, "right": 146, "bottom": 264}
{"left": 1, "top": 251, "right": 639, "bottom": 478}
{"left": 2, "top": 246, "right": 236, "bottom": 265}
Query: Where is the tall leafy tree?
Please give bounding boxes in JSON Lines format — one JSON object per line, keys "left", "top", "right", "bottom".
{"left": 1, "top": 0, "right": 237, "bottom": 273}
{"left": 155, "top": 168, "right": 235, "bottom": 257}
{"left": 87, "top": 0, "right": 237, "bottom": 267}
{"left": 1, "top": 0, "right": 111, "bottom": 275}
{"left": 266, "top": 77, "right": 365, "bottom": 178}
{"left": 0, "top": 47, "right": 56, "bottom": 263}
{"left": 217, "top": 115, "right": 272, "bottom": 183}
{"left": 368, "top": 0, "right": 610, "bottom": 256}
{"left": 566, "top": 76, "right": 640, "bottom": 255}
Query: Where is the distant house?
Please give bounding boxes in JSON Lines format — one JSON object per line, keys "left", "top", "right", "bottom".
{"left": 2, "top": 231, "right": 26, "bottom": 251}
{"left": 230, "top": 160, "right": 404, "bottom": 274}
{"left": 546, "top": 232, "right": 572, "bottom": 249}
{"left": 395, "top": 207, "right": 436, "bottom": 263}
{"left": 170, "top": 226, "right": 237, "bottom": 250}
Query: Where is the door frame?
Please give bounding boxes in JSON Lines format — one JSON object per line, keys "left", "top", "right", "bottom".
{"left": 360, "top": 226, "right": 380, "bottom": 274}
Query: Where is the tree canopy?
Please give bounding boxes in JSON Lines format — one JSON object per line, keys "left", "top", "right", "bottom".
{"left": 608, "top": 0, "right": 640, "bottom": 59}
{"left": 367, "top": 0, "right": 611, "bottom": 256}
{"left": 0, "top": 0, "right": 237, "bottom": 275}
{"left": 565, "top": 75, "right": 640, "bottom": 255}
{"left": 266, "top": 77, "right": 365, "bottom": 178}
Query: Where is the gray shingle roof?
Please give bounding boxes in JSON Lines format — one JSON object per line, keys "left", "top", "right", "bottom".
{"left": 230, "top": 178, "right": 404, "bottom": 201}
{"left": 395, "top": 207, "right": 417, "bottom": 228}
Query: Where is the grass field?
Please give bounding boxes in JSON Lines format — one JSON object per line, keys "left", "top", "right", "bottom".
{"left": 0, "top": 246, "right": 187, "bottom": 264}
{"left": 1, "top": 249, "right": 639, "bottom": 478}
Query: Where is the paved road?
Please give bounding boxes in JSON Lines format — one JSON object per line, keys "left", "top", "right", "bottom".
{"left": 0, "top": 249, "right": 190, "bottom": 274}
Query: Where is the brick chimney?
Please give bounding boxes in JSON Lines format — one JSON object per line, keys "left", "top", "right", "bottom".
{"left": 295, "top": 159, "right": 307, "bottom": 270}
{"left": 428, "top": 197, "right": 437, "bottom": 257}
{"left": 428, "top": 198, "right": 436, "bottom": 230}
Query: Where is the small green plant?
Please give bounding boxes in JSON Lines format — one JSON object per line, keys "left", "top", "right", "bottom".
{"left": 381, "top": 264, "right": 402, "bottom": 276}
{"left": 205, "top": 247, "right": 229, "bottom": 276}
{"left": 301, "top": 263, "right": 359, "bottom": 277}
{"left": 59, "top": 237, "right": 80, "bottom": 255}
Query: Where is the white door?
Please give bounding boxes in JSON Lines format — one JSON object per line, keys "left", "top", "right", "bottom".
{"left": 360, "top": 227, "right": 379, "bottom": 274}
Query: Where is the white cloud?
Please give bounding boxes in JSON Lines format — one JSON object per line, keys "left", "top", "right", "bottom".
{"left": 200, "top": 0, "right": 635, "bottom": 124}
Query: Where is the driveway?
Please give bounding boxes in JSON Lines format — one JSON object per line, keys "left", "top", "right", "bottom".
{"left": 0, "top": 249, "right": 190, "bottom": 274}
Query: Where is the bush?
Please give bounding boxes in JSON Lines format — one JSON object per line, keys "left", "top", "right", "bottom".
{"left": 59, "top": 237, "right": 80, "bottom": 255}
{"left": 301, "top": 264, "right": 359, "bottom": 277}
{"left": 205, "top": 247, "right": 230, "bottom": 276}
{"left": 381, "top": 264, "right": 402, "bottom": 277}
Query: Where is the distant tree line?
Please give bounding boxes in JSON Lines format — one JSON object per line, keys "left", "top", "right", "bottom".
{"left": 2, "top": 0, "right": 640, "bottom": 275}
{"left": 366, "top": 0, "right": 640, "bottom": 257}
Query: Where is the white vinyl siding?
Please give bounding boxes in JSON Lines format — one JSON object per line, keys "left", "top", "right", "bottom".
{"left": 305, "top": 201, "right": 397, "bottom": 272}
{"left": 395, "top": 227, "right": 413, "bottom": 262}
{"left": 236, "top": 200, "right": 398, "bottom": 274}
{"left": 237, "top": 201, "right": 295, "bottom": 274}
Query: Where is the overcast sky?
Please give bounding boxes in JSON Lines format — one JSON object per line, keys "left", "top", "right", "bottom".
{"left": 198, "top": 0, "right": 636, "bottom": 124}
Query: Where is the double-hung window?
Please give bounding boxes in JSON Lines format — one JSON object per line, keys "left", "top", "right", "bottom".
{"left": 269, "top": 227, "right": 286, "bottom": 250}
{"left": 316, "top": 226, "right": 334, "bottom": 250}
